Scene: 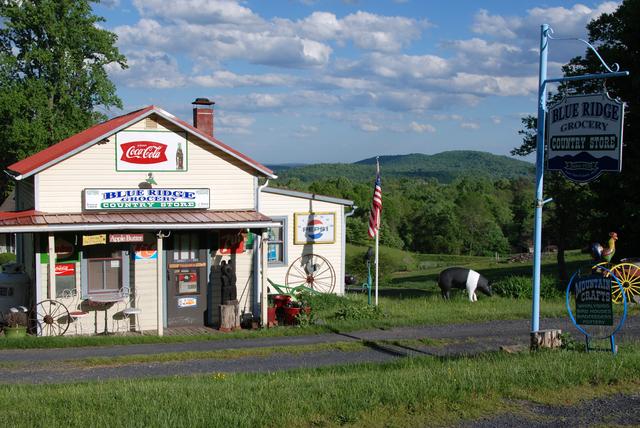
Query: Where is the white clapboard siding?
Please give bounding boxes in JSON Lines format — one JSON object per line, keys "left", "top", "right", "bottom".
{"left": 134, "top": 257, "right": 158, "bottom": 332}
{"left": 260, "top": 192, "right": 345, "bottom": 295}
{"left": 36, "top": 115, "right": 257, "bottom": 213}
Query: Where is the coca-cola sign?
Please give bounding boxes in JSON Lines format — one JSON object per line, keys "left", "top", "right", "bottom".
{"left": 116, "top": 130, "right": 187, "bottom": 171}
{"left": 120, "top": 141, "right": 168, "bottom": 164}
{"left": 55, "top": 263, "right": 76, "bottom": 276}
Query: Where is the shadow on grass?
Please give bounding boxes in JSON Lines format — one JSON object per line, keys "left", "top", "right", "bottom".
{"left": 325, "top": 328, "right": 439, "bottom": 358}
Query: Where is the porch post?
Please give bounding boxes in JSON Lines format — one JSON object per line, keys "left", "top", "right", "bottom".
{"left": 156, "top": 233, "right": 164, "bottom": 336}
{"left": 260, "top": 231, "right": 268, "bottom": 327}
{"left": 47, "top": 233, "right": 55, "bottom": 299}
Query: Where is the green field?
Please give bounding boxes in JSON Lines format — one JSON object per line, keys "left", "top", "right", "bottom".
{"left": 1, "top": 248, "right": 638, "bottom": 427}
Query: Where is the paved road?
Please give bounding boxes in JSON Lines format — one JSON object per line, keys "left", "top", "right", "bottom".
{"left": 0, "top": 316, "right": 638, "bottom": 384}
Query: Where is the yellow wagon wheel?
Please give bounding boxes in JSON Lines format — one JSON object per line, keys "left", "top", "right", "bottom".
{"left": 608, "top": 263, "right": 640, "bottom": 304}
{"left": 591, "top": 261, "right": 610, "bottom": 275}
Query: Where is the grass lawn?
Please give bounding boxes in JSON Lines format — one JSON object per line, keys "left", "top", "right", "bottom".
{"left": 1, "top": 342, "right": 638, "bottom": 427}
{"left": 1, "top": 249, "right": 635, "bottom": 349}
{"left": 0, "top": 249, "right": 638, "bottom": 426}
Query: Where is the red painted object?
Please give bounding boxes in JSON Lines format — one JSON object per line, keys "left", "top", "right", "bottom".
{"left": 283, "top": 307, "right": 301, "bottom": 325}
{"left": 271, "top": 294, "right": 291, "bottom": 308}
{"left": 267, "top": 307, "right": 277, "bottom": 327}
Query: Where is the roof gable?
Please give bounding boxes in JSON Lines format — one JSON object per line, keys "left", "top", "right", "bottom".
{"left": 6, "top": 106, "right": 276, "bottom": 180}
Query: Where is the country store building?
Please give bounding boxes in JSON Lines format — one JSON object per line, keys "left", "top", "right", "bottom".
{"left": 0, "top": 99, "right": 353, "bottom": 335}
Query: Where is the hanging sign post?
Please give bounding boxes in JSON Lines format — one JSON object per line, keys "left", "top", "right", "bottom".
{"left": 531, "top": 24, "right": 629, "bottom": 339}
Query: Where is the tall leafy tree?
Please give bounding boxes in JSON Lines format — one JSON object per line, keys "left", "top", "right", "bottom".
{"left": 513, "top": 0, "right": 639, "bottom": 277}
{"left": 0, "top": 0, "right": 127, "bottom": 198}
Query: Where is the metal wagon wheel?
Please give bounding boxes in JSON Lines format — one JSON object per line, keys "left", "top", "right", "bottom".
{"left": 29, "top": 299, "right": 70, "bottom": 336}
{"left": 608, "top": 263, "right": 640, "bottom": 304}
{"left": 286, "top": 253, "right": 336, "bottom": 294}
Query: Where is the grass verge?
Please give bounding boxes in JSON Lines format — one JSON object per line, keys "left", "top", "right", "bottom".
{"left": 0, "top": 342, "right": 638, "bottom": 427}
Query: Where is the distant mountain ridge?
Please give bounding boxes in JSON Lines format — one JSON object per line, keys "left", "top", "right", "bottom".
{"left": 268, "top": 151, "right": 534, "bottom": 183}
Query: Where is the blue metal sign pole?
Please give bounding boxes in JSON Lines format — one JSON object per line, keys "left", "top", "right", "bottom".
{"left": 531, "top": 24, "right": 629, "bottom": 335}
{"left": 532, "top": 24, "right": 549, "bottom": 333}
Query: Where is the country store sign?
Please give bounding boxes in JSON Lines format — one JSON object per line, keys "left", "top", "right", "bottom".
{"left": 84, "top": 188, "right": 209, "bottom": 210}
{"left": 547, "top": 92, "right": 625, "bottom": 183}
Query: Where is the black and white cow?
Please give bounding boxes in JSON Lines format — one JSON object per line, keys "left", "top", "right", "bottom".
{"left": 438, "top": 267, "right": 492, "bottom": 301}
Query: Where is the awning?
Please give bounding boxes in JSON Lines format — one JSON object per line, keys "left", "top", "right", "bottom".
{"left": 0, "top": 210, "right": 279, "bottom": 233}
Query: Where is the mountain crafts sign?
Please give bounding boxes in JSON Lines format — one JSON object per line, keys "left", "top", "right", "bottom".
{"left": 84, "top": 188, "right": 210, "bottom": 210}
{"left": 574, "top": 274, "right": 613, "bottom": 326}
{"left": 116, "top": 130, "right": 187, "bottom": 172}
{"left": 547, "top": 92, "right": 624, "bottom": 183}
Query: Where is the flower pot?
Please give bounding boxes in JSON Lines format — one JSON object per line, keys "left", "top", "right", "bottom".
{"left": 271, "top": 295, "right": 291, "bottom": 308}
{"left": 283, "top": 307, "right": 301, "bottom": 325}
{"left": 4, "top": 326, "right": 27, "bottom": 338}
{"left": 267, "top": 307, "right": 277, "bottom": 327}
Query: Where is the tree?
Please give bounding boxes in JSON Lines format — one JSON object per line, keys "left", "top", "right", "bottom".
{"left": 513, "top": 0, "right": 640, "bottom": 277}
{"left": 0, "top": 0, "right": 127, "bottom": 199}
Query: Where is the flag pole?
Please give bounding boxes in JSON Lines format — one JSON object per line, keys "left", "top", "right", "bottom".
{"left": 375, "top": 227, "right": 379, "bottom": 306}
{"left": 375, "top": 156, "right": 380, "bottom": 306}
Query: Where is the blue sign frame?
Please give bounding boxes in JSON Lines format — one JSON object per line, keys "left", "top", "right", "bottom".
{"left": 565, "top": 266, "right": 628, "bottom": 354}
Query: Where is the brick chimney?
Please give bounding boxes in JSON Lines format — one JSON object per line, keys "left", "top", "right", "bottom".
{"left": 192, "top": 98, "right": 215, "bottom": 137}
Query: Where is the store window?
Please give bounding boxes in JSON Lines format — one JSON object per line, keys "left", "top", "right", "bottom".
{"left": 267, "top": 217, "right": 287, "bottom": 266}
{"left": 173, "top": 233, "right": 199, "bottom": 261}
{"left": 81, "top": 244, "right": 129, "bottom": 296}
{"left": 55, "top": 263, "right": 77, "bottom": 298}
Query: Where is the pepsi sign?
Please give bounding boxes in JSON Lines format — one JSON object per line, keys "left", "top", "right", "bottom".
{"left": 294, "top": 213, "right": 335, "bottom": 244}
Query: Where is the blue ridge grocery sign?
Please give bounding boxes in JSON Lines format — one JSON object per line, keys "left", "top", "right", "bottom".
{"left": 547, "top": 92, "right": 625, "bottom": 183}
{"left": 84, "top": 188, "right": 210, "bottom": 210}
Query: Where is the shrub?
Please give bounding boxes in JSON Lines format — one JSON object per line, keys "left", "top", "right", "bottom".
{"left": 298, "top": 291, "right": 385, "bottom": 321}
{"left": 492, "top": 275, "right": 560, "bottom": 299}
{"left": 0, "top": 252, "right": 16, "bottom": 265}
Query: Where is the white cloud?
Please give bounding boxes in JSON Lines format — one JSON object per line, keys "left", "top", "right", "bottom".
{"left": 132, "top": 0, "right": 262, "bottom": 25}
{"left": 108, "top": 50, "right": 186, "bottom": 89}
{"left": 432, "top": 114, "right": 463, "bottom": 121}
{"left": 444, "top": 73, "right": 538, "bottom": 97}
{"left": 215, "top": 112, "right": 255, "bottom": 135}
{"left": 491, "top": 115, "right": 501, "bottom": 124}
{"left": 279, "top": 10, "right": 428, "bottom": 53}
{"left": 192, "top": 71, "right": 293, "bottom": 88}
{"left": 460, "top": 122, "right": 480, "bottom": 130}
{"left": 409, "top": 122, "right": 436, "bottom": 133}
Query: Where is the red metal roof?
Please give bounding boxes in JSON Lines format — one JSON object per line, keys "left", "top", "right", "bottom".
{"left": 0, "top": 210, "right": 275, "bottom": 231}
{"left": 7, "top": 107, "right": 155, "bottom": 177}
{"left": 6, "top": 106, "right": 275, "bottom": 178}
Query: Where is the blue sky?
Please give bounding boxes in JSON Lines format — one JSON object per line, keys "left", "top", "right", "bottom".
{"left": 94, "top": 0, "right": 620, "bottom": 165}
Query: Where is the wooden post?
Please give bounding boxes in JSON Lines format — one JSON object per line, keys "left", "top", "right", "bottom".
{"left": 530, "top": 329, "right": 562, "bottom": 350}
{"left": 47, "top": 233, "right": 55, "bottom": 299}
{"left": 156, "top": 234, "right": 164, "bottom": 337}
{"left": 219, "top": 302, "right": 239, "bottom": 332}
{"left": 260, "top": 231, "right": 268, "bottom": 327}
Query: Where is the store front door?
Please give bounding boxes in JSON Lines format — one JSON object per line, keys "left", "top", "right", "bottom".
{"left": 167, "top": 232, "right": 208, "bottom": 327}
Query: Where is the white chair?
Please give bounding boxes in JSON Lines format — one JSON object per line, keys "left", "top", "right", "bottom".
{"left": 62, "top": 289, "right": 90, "bottom": 335}
{"left": 117, "top": 288, "right": 142, "bottom": 334}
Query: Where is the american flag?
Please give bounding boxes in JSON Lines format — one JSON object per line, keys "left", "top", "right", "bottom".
{"left": 368, "top": 160, "right": 382, "bottom": 239}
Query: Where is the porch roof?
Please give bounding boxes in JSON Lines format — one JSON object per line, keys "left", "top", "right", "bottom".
{"left": 0, "top": 210, "right": 279, "bottom": 233}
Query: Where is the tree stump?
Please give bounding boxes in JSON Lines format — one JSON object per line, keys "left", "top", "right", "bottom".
{"left": 219, "top": 303, "right": 239, "bottom": 332}
{"left": 530, "top": 329, "right": 562, "bottom": 350}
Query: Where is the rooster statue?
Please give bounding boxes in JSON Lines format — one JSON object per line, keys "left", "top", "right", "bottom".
{"left": 592, "top": 231, "right": 618, "bottom": 262}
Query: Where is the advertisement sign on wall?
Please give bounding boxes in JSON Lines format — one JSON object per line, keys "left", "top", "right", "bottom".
{"left": 116, "top": 130, "right": 187, "bottom": 172}
{"left": 547, "top": 92, "right": 625, "bottom": 183}
{"left": 294, "top": 212, "right": 335, "bottom": 244}
{"left": 84, "top": 188, "right": 210, "bottom": 210}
